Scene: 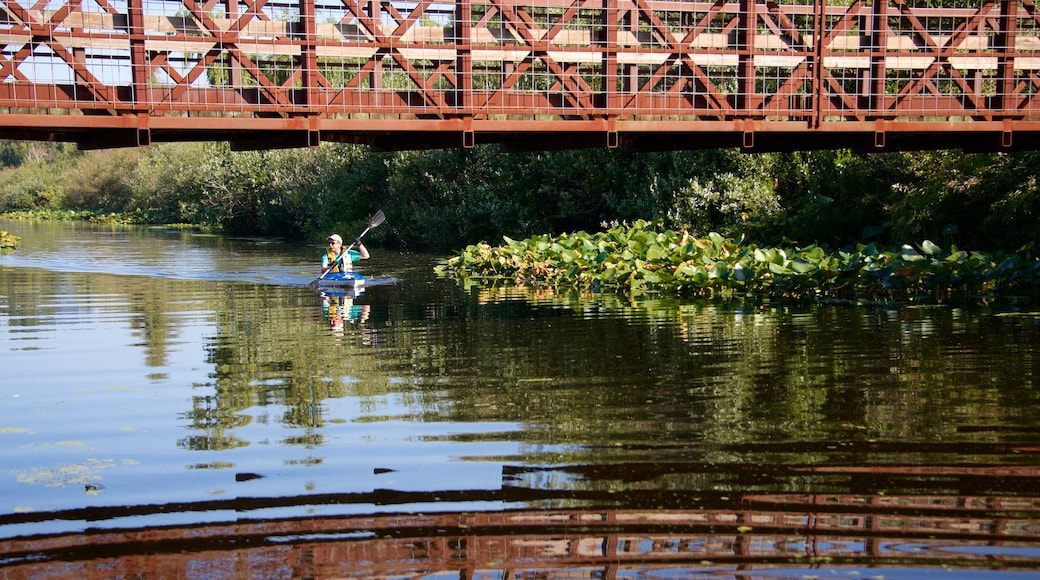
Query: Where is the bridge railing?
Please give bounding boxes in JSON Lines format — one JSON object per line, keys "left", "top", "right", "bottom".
{"left": 1, "top": 0, "right": 1038, "bottom": 149}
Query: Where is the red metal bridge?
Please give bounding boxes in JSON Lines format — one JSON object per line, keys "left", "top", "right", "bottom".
{"left": 2, "top": 0, "right": 1040, "bottom": 152}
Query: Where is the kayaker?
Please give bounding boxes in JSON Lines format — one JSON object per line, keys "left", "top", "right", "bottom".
{"left": 322, "top": 233, "right": 369, "bottom": 274}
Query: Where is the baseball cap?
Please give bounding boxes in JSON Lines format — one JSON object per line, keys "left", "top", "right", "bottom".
{"left": 327, "top": 234, "right": 343, "bottom": 244}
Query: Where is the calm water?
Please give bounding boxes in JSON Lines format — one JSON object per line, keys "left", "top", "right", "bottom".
{"left": 2, "top": 218, "right": 1040, "bottom": 578}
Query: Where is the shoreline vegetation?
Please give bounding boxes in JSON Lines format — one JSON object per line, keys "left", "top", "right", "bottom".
{"left": 438, "top": 221, "right": 1040, "bottom": 305}
{"left": 3, "top": 141, "right": 1040, "bottom": 303}
{"left": 0, "top": 208, "right": 209, "bottom": 229}
{"left": 2, "top": 142, "right": 1040, "bottom": 253}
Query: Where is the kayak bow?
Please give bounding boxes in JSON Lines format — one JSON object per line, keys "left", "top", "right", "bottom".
{"left": 315, "top": 271, "right": 366, "bottom": 287}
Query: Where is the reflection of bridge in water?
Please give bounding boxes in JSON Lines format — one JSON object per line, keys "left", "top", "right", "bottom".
{"left": 3, "top": 1, "right": 1040, "bottom": 151}
{"left": 2, "top": 491, "right": 1039, "bottom": 577}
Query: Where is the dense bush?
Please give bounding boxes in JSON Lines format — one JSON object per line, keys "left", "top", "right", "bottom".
{"left": 65, "top": 149, "right": 141, "bottom": 211}
{"left": 0, "top": 144, "right": 79, "bottom": 211}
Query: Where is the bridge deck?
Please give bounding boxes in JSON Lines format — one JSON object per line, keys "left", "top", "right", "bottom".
{"left": 2, "top": 0, "right": 1040, "bottom": 151}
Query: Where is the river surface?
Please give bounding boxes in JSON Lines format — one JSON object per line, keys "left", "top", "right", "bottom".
{"left": 2, "top": 218, "right": 1040, "bottom": 579}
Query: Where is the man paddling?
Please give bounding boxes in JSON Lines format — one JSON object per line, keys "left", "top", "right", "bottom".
{"left": 322, "top": 233, "right": 370, "bottom": 274}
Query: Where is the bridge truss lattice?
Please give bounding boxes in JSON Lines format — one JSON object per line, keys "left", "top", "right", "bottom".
{"left": 2, "top": 0, "right": 1039, "bottom": 151}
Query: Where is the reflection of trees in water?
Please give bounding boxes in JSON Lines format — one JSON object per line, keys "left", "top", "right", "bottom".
{"left": 375, "top": 285, "right": 1040, "bottom": 483}
{"left": 170, "top": 277, "right": 1039, "bottom": 480}
{"left": 178, "top": 283, "right": 383, "bottom": 452}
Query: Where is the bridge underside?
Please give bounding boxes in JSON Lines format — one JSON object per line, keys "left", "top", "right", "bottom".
{"left": 4, "top": 115, "right": 1039, "bottom": 153}
{"left": 3, "top": 0, "right": 1040, "bottom": 153}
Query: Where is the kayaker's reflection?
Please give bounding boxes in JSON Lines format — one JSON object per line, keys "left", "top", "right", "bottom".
{"left": 322, "top": 290, "right": 369, "bottom": 336}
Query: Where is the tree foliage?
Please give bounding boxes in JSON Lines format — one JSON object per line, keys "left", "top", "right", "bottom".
{"left": 1, "top": 139, "right": 1039, "bottom": 254}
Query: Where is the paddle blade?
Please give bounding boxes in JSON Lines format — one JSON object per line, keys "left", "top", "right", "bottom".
{"left": 368, "top": 210, "right": 386, "bottom": 229}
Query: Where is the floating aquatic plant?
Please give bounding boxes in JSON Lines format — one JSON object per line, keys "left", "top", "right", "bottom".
{"left": 437, "top": 220, "right": 1040, "bottom": 304}
{"left": 1, "top": 230, "right": 19, "bottom": 250}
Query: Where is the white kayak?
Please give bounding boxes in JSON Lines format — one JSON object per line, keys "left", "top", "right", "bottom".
{"left": 313, "top": 271, "right": 365, "bottom": 298}
{"left": 315, "top": 271, "right": 365, "bottom": 287}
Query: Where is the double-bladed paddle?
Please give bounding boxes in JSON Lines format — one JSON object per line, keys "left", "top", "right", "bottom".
{"left": 308, "top": 210, "right": 385, "bottom": 289}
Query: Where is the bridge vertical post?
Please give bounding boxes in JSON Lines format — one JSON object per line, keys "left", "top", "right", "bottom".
{"left": 737, "top": 0, "right": 757, "bottom": 114}
{"left": 996, "top": 0, "right": 1018, "bottom": 119}
{"left": 369, "top": 0, "right": 382, "bottom": 94}
{"left": 868, "top": 0, "right": 888, "bottom": 116}
{"left": 456, "top": 0, "right": 474, "bottom": 147}
{"left": 126, "top": 0, "right": 150, "bottom": 145}
{"left": 603, "top": 0, "right": 619, "bottom": 147}
{"left": 299, "top": 0, "right": 318, "bottom": 110}
{"left": 621, "top": 5, "right": 637, "bottom": 95}
{"left": 812, "top": 0, "right": 825, "bottom": 128}
{"left": 126, "top": 0, "right": 148, "bottom": 112}
{"left": 299, "top": 0, "right": 320, "bottom": 145}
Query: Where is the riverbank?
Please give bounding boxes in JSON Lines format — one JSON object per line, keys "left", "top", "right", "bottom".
{"left": 3, "top": 142, "right": 1040, "bottom": 253}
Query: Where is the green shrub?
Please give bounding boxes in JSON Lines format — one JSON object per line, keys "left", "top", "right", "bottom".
{"left": 65, "top": 149, "right": 142, "bottom": 211}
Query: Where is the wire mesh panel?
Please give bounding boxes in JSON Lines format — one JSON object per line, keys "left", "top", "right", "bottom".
{"left": 466, "top": 1, "right": 605, "bottom": 117}
{"left": 818, "top": 0, "right": 1037, "bottom": 122}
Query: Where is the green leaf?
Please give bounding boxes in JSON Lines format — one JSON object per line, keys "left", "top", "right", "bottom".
{"left": 802, "top": 245, "right": 826, "bottom": 261}
{"left": 646, "top": 242, "right": 668, "bottom": 262}
{"left": 733, "top": 262, "right": 753, "bottom": 282}
{"left": 789, "top": 259, "right": 817, "bottom": 274}
{"left": 755, "top": 248, "right": 786, "bottom": 264}
{"left": 920, "top": 240, "right": 942, "bottom": 256}
{"left": 676, "top": 262, "right": 702, "bottom": 278}
{"left": 708, "top": 232, "right": 726, "bottom": 249}
{"left": 709, "top": 261, "right": 731, "bottom": 280}
{"left": 559, "top": 249, "right": 580, "bottom": 263}
{"left": 899, "top": 245, "right": 924, "bottom": 262}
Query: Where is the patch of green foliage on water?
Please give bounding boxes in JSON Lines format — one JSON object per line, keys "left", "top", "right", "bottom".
{"left": 0, "top": 229, "right": 17, "bottom": 249}
{"left": 438, "top": 220, "right": 1040, "bottom": 304}
{"left": 0, "top": 208, "right": 165, "bottom": 224}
